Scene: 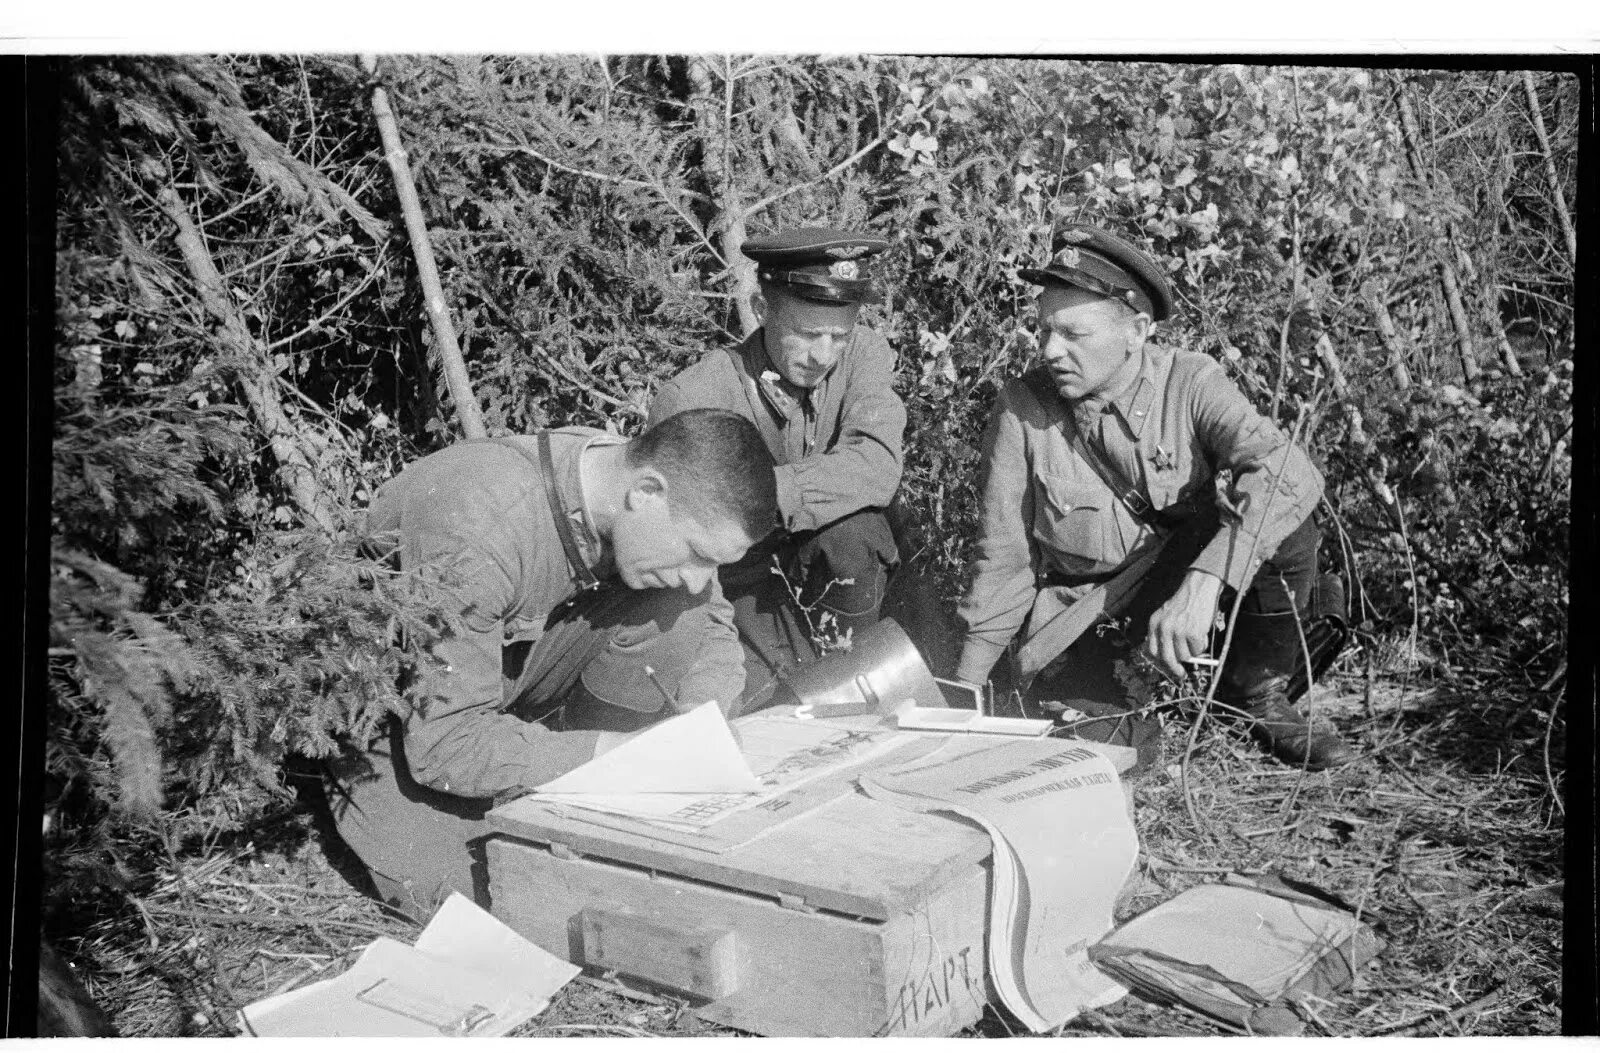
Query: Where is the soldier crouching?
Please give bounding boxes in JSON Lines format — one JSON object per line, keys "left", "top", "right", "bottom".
{"left": 953, "top": 224, "right": 1356, "bottom": 773}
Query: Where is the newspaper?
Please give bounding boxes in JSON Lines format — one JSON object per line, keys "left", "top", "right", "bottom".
{"left": 859, "top": 738, "right": 1138, "bottom": 1031}
{"left": 535, "top": 709, "right": 918, "bottom": 833}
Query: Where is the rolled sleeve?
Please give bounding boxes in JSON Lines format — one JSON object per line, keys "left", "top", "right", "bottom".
{"left": 954, "top": 384, "right": 1040, "bottom": 685}
{"left": 781, "top": 331, "right": 907, "bottom": 533}
{"left": 1186, "top": 364, "right": 1325, "bottom": 592}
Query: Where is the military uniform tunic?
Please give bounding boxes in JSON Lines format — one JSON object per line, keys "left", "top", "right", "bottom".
{"left": 648, "top": 327, "right": 906, "bottom": 690}
{"left": 329, "top": 428, "right": 745, "bottom": 912}
{"left": 648, "top": 327, "right": 906, "bottom": 533}
{"left": 955, "top": 343, "right": 1324, "bottom": 686}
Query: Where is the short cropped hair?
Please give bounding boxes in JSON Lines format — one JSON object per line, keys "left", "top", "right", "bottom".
{"left": 628, "top": 409, "right": 778, "bottom": 541}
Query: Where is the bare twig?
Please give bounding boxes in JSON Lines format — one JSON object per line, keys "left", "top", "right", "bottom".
{"left": 1392, "top": 79, "right": 1480, "bottom": 382}
{"left": 1541, "top": 690, "right": 1564, "bottom": 818}
{"left": 745, "top": 133, "right": 889, "bottom": 217}
{"left": 140, "top": 903, "right": 406, "bottom": 940}
{"left": 1372, "top": 984, "right": 1510, "bottom": 1036}
{"left": 155, "top": 183, "right": 338, "bottom": 533}
{"left": 263, "top": 253, "right": 389, "bottom": 351}
{"left": 1364, "top": 286, "right": 1413, "bottom": 390}
{"left": 459, "top": 140, "right": 711, "bottom": 205}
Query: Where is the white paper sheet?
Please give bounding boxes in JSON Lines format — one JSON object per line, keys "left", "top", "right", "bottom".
{"left": 238, "top": 893, "right": 577, "bottom": 1037}
{"left": 533, "top": 711, "right": 917, "bottom": 832}
{"left": 860, "top": 738, "right": 1139, "bottom": 1032}
{"left": 534, "top": 700, "right": 762, "bottom": 794}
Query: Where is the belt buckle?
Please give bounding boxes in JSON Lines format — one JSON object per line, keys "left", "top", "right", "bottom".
{"left": 1125, "top": 490, "right": 1154, "bottom": 519}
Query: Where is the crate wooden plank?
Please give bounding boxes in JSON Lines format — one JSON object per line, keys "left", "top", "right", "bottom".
{"left": 490, "top": 788, "right": 990, "bottom": 921}
{"left": 489, "top": 839, "right": 899, "bottom": 1036}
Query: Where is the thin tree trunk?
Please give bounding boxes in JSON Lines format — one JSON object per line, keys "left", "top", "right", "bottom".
{"left": 362, "top": 55, "right": 487, "bottom": 440}
{"left": 1521, "top": 70, "right": 1578, "bottom": 266}
{"left": 156, "top": 186, "right": 337, "bottom": 534}
{"left": 1364, "top": 289, "right": 1413, "bottom": 390}
{"left": 1454, "top": 243, "right": 1523, "bottom": 376}
{"left": 1394, "top": 84, "right": 1481, "bottom": 383}
{"left": 1435, "top": 260, "right": 1480, "bottom": 382}
{"left": 688, "top": 57, "right": 759, "bottom": 338}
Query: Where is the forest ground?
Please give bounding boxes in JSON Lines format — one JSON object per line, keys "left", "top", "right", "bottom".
{"left": 59, "top": 661, "right": 1565, "bottom": 1038}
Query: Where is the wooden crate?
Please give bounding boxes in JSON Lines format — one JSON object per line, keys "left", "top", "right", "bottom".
{"left": 486, "top": 776, "right": 999, "bottom": 1036}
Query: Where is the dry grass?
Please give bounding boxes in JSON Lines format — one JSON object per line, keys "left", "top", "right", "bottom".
{"left": 59, "top": 666, "right": 1563, "bottom": 1038}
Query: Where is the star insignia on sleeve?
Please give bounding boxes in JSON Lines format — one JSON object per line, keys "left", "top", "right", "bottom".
{"left": 1152, "top": 444, "right": 1177, "bottom": 471}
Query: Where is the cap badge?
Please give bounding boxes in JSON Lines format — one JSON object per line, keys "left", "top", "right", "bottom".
{"left": 1060, "top": 229, "right": 1094, "bottom": 244}
{"left": 826, "top": 245, "right": 870, "bottom": 260}
{"left": 829, "top": 260, "right": 861, "bottom": 281}
{"left": 1053, "top": 246, "right": 1082, "bottom": 269}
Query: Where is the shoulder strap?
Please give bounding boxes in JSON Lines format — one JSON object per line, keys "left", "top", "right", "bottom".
{"left": 480, "top": 434, "right": 600, "bottom": 592}
{"left": 723, "top": 341, "right": 786, "bottom": 460}
{"left": 1052, "top": 386, "right": 1182, "bottom": 533}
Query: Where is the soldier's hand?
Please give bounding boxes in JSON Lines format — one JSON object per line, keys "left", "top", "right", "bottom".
{"left": 1144, "top": 569, "right": 1223, "bottom": 680}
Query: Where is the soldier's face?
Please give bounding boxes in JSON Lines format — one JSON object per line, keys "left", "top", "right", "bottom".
{"left": 1036, "top": 285, "right": 1146, "bottom": 401}
{"left": 610, "top": 481, "right": 753, "bottom": 594}
{"left": 761, "top": 292, "right": 860, "bottom": 388}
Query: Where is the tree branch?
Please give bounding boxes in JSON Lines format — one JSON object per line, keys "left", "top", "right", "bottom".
{"left": 263, "top": 254, "right": 389, "bottom": 352}
{"left": 463, "top": 140, "right": 712, "bottom": 205}
{"left": 154, "top": 184, "right": 337, "bottom": 534}
{"left": 1520, "top": 70, "right": 1578, "bottom": 267}
{"left": 745, "top": 133, "right": 889, "bottom": 217}
{"left": 363, "top": 55, "right": 487, "bottom": 440}
{"left": 1393, "top": 80, "right": 1481, "bottom": 382}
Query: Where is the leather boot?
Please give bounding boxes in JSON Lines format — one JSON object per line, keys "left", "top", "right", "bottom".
{"left": 1228, "top": 676, "right": 1356, "bottom": 771}
{"left": 1217, "top": 609, "right": 1356, "bottom": 771}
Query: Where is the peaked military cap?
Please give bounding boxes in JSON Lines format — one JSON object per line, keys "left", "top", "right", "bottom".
{"left": 744, "top": 226, "right": 889, "bottom": 305}
{"left": 1019, "top": 223, "right": 1174, "bottom": 322}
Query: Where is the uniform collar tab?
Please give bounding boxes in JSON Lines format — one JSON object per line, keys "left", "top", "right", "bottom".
{"left": 1110, "top": 345, "right": 1161, "bottom": 437}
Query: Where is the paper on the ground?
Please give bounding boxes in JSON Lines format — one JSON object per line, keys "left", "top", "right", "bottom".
{"left": 413, "top": 891, "right": 579, "bottom": 992}
{"left": 535, "top": 700, "right": 762, "bottom": 794}
{"left": 536, "top": 711, "right": 919, "bottom": 832}
{"left": 238, "top": 894, "right": 577, "bottom": 1037}
{"left": 859, "top": 738, "right": 1138, "bottom": 1032}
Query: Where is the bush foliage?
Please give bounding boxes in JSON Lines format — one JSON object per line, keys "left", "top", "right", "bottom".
{"left": 48, "top": 56, "right": 1573, "bottom": 908}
